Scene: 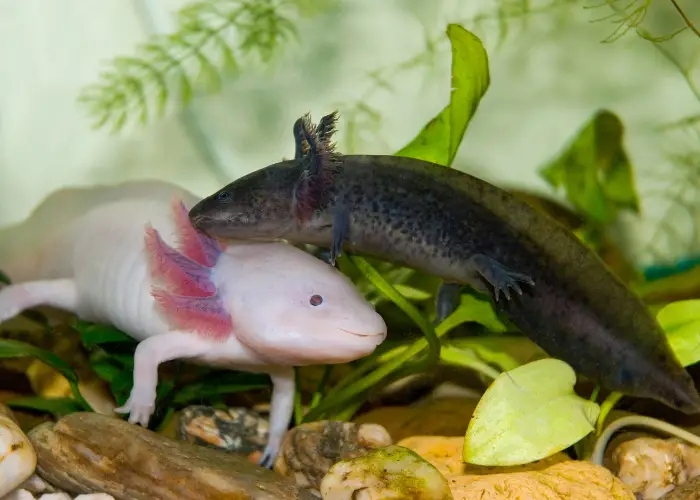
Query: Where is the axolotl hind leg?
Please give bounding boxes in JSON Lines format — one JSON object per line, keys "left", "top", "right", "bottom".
{"left": 434, "top": 282, "right": 463, "bottom": 325}
{"left": 464, "top": 254, "right": 535, "bottom": 302}
{"left": 258, "top": 367, "right": 294, "bottom": 469}
{"left": 0, "top": 279, "right": 78, "bottom": 322}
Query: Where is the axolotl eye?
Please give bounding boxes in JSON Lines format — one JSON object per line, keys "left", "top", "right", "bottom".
{"left": 217, "top": 191, "right": 232, "bottom": 202}
{"left": 309, "top": 294, "right": 323, "bottom": 306}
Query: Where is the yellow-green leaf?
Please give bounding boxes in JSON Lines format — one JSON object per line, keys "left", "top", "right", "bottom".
{"left": 393, "top": 283, "right": 432, "bottom": 301}
{"left": 656, "top": 300, "right": 700, "bottom": 367}
{"left": 449, "top": 294, "right": 508, "bottom": 333}
{"left": 451, "top": 336, "right": 546, "bottom": 372}
{"left": 539, "top": 110, "right": 640, "bottom": 224}
{"left": 463, "top": 358, "right": 600, "bottom": 466}
{"left": 395, "top": 24, "right": 490, "bottom": 167}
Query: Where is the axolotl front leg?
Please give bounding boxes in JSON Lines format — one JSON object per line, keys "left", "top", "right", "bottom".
{"left": 114, "top": 330, "right": 294, "bottom": 468}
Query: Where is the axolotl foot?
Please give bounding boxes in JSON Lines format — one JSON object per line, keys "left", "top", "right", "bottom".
{"left": 468, "top": 253, "right": 535, "bottom": 302}
{"left": 258, "top": 445, "right": 277, "bottom": 469}
{"left": 114, "top": 386, "right": 156, "bottom": 427}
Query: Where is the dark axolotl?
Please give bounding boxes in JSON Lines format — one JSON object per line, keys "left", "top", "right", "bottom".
{"left": 188, "top": 111, "right": 700, "bottom": 414}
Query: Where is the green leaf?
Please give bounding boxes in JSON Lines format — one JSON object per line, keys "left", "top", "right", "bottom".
{"left": 463, "top": 358, "right": 600, "bottom": 466}
{"left": 440, "top": 344, "right": 502, "bottom": 379}
{"left": 539, "top": 110, "right": 640, "bottom": 224}
{"left": 6, "top": 396, "right": 83, "bottom": 418}
{"left": 451, "top": 336, "right": 546, "bottom": 372}
{"left": 78, "top": 323, "right": 135, "bottom": 347}
{"left": 0, "top": 270, "right": 10, "bottom": 284}
{"left": 656, "top": 300, "right": 700, "bottom": 367}
{"left": 173, "top": 371, "right": 270, "bottom": 405}
{"left": 109, "top": 371, "right": 135, "bottom": 407}
{"left": 0, "top": 339, "right": 92, "bottom": 411}
{"left": 450, "top": 294, "right": 508, "bottom": 333}
{"left": 395, "top": 24, "right": 490, "bottom": 167}
{"left": 393, "top": 284, "right": 432, "bottom": 301}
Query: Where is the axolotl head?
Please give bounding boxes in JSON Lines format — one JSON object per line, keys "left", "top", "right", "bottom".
{"left": 187, "top": 161, "right": 307, "bottom": 242}
{"left": 146, "top": 198, "right": 387, "bottom": 367}
{"left": 215, "top": 242, "right": 388, "bottom": 366}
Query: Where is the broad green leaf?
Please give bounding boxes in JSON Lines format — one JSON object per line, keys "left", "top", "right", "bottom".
{"left": 395, "top": 24, "right": 490, "bottom": 167}
{"left": 656, "top": 300, "right": 700, "bottom": 367}
{"left": 0, "top": 339, "right": 92, "bottom": 411}
{"left": 6, "top": 396, "right": 83, "bottom": 418}
{"left": 463, "top": 358, "right": 600, "bottom": 466}
{"left": 657, "top": 299, "right": 700, "bottom": 332}
{"left": 78, "top": 323, "right": 135, "bottom": 347}
{"left": 0, "top": 270, "right": 10, "bottom": 284}
{"left": 539, "top": 110, "right": 640, "bottom": 224}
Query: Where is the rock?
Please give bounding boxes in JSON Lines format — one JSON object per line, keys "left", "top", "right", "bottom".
{"left": 10, "top": 473, "right": 63, "bottom": 496}
{"left": 353, "top": 397, "right": 479, "bottom": 442}
{"left": 397, "top": 435, "right": 634, "bottom": 499}
{"left": 274, "top": 420, "right": 392, "bottom": 497}
{"left": 609, "top": 436, "right": 700, "bottom": 500}
{"left": 397, "top": 436, "right": 570, "bottom": 478}
{"left": 445, "top": 459, "right": 634, "bottom": 499}
{"left": 28, "top": 412, "right": 316, "bottom": 500}
{"left": 659, "top": 474, "right": 700, "bottom": 499}
{"left": 320, "top": 444, "right": 453, "bottom": 499}
{"left": 1, "top": 492, "right": 115, "bottom": 500}
{"left": 2, "top": 490, "right": 36, "bottom": 500}
{"left": 0, "top": 405, "right": 37, "bottom": 498}
{"left": 177, "top": 406, "right": 269, "bottom": 455}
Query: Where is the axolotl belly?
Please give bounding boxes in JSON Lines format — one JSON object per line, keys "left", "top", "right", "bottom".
{"left": 0, "top": 180, "right": 387, "bottom": 468}
{"left": 188, "top": 112, "right": 700, "bottom": 415}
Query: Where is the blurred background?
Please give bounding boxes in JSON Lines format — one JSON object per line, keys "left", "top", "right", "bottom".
{"left": 0, "top": 0, "right": 699, "bottom": 269}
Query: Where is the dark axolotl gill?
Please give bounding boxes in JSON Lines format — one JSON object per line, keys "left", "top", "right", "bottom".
{"left": 189, "top": 111, "right": 700, "bottom": 414}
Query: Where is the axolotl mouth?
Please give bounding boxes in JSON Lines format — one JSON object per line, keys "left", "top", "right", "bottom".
{"left": 341, "top": 328, "right": 387, "bottom": 341}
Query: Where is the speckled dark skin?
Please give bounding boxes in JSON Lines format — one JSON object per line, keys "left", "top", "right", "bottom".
{"left": 189, "top": 151, "right": 700, "bottom": 415}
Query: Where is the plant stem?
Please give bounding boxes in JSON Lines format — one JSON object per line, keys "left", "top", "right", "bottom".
{"left": 349, "top": 255, "right": 441, "bottom": 369}
{"left": 595, "top": 391, "right": 623, "bottom": 435}
{"left": 293, "top": 368, "right": 303, "bottom": 425}
{"left": 302, "top": 301, "right": 469, "bottom": 422}
{"left": 70, "top": 383, "right": 94, "bottom": 412}
{"left": 309, "top": 365, "right": 333, "bottom": 409}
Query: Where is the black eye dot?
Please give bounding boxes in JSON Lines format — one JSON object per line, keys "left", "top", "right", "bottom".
{"left": 309, "top": 294, "right": 323, "bottom": 306}
{"left": 217, "top": 191, "right": 231, "bottom": 202}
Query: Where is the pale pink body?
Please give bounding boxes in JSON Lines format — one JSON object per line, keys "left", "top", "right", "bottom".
{"left": 0, "top": 180, "right": 387, "bottom": 467}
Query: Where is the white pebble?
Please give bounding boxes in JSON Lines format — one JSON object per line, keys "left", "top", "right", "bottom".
{"left": 37, "top": 495, "right": 70, "bottom": 500}
{"left": 75, "top": 496, "right": 115, "bottom": 500}
{"left": 2, "top": 489, "right": 36, "bottom": 500}
{"left": 0, "top": 416, "right": 36, "bottom": 498}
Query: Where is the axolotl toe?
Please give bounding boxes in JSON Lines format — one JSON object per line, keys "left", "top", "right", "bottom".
{"left": 0, "top": 180, "right": 387, "bottom": 468}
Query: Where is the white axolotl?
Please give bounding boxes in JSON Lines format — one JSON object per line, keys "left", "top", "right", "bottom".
{"left": 0, "top": 180, "right": 387, "bottom": 467}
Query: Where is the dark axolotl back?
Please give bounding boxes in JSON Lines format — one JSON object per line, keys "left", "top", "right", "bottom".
{"left": 189, "top": 112, "right": 700, "bottom": 414}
